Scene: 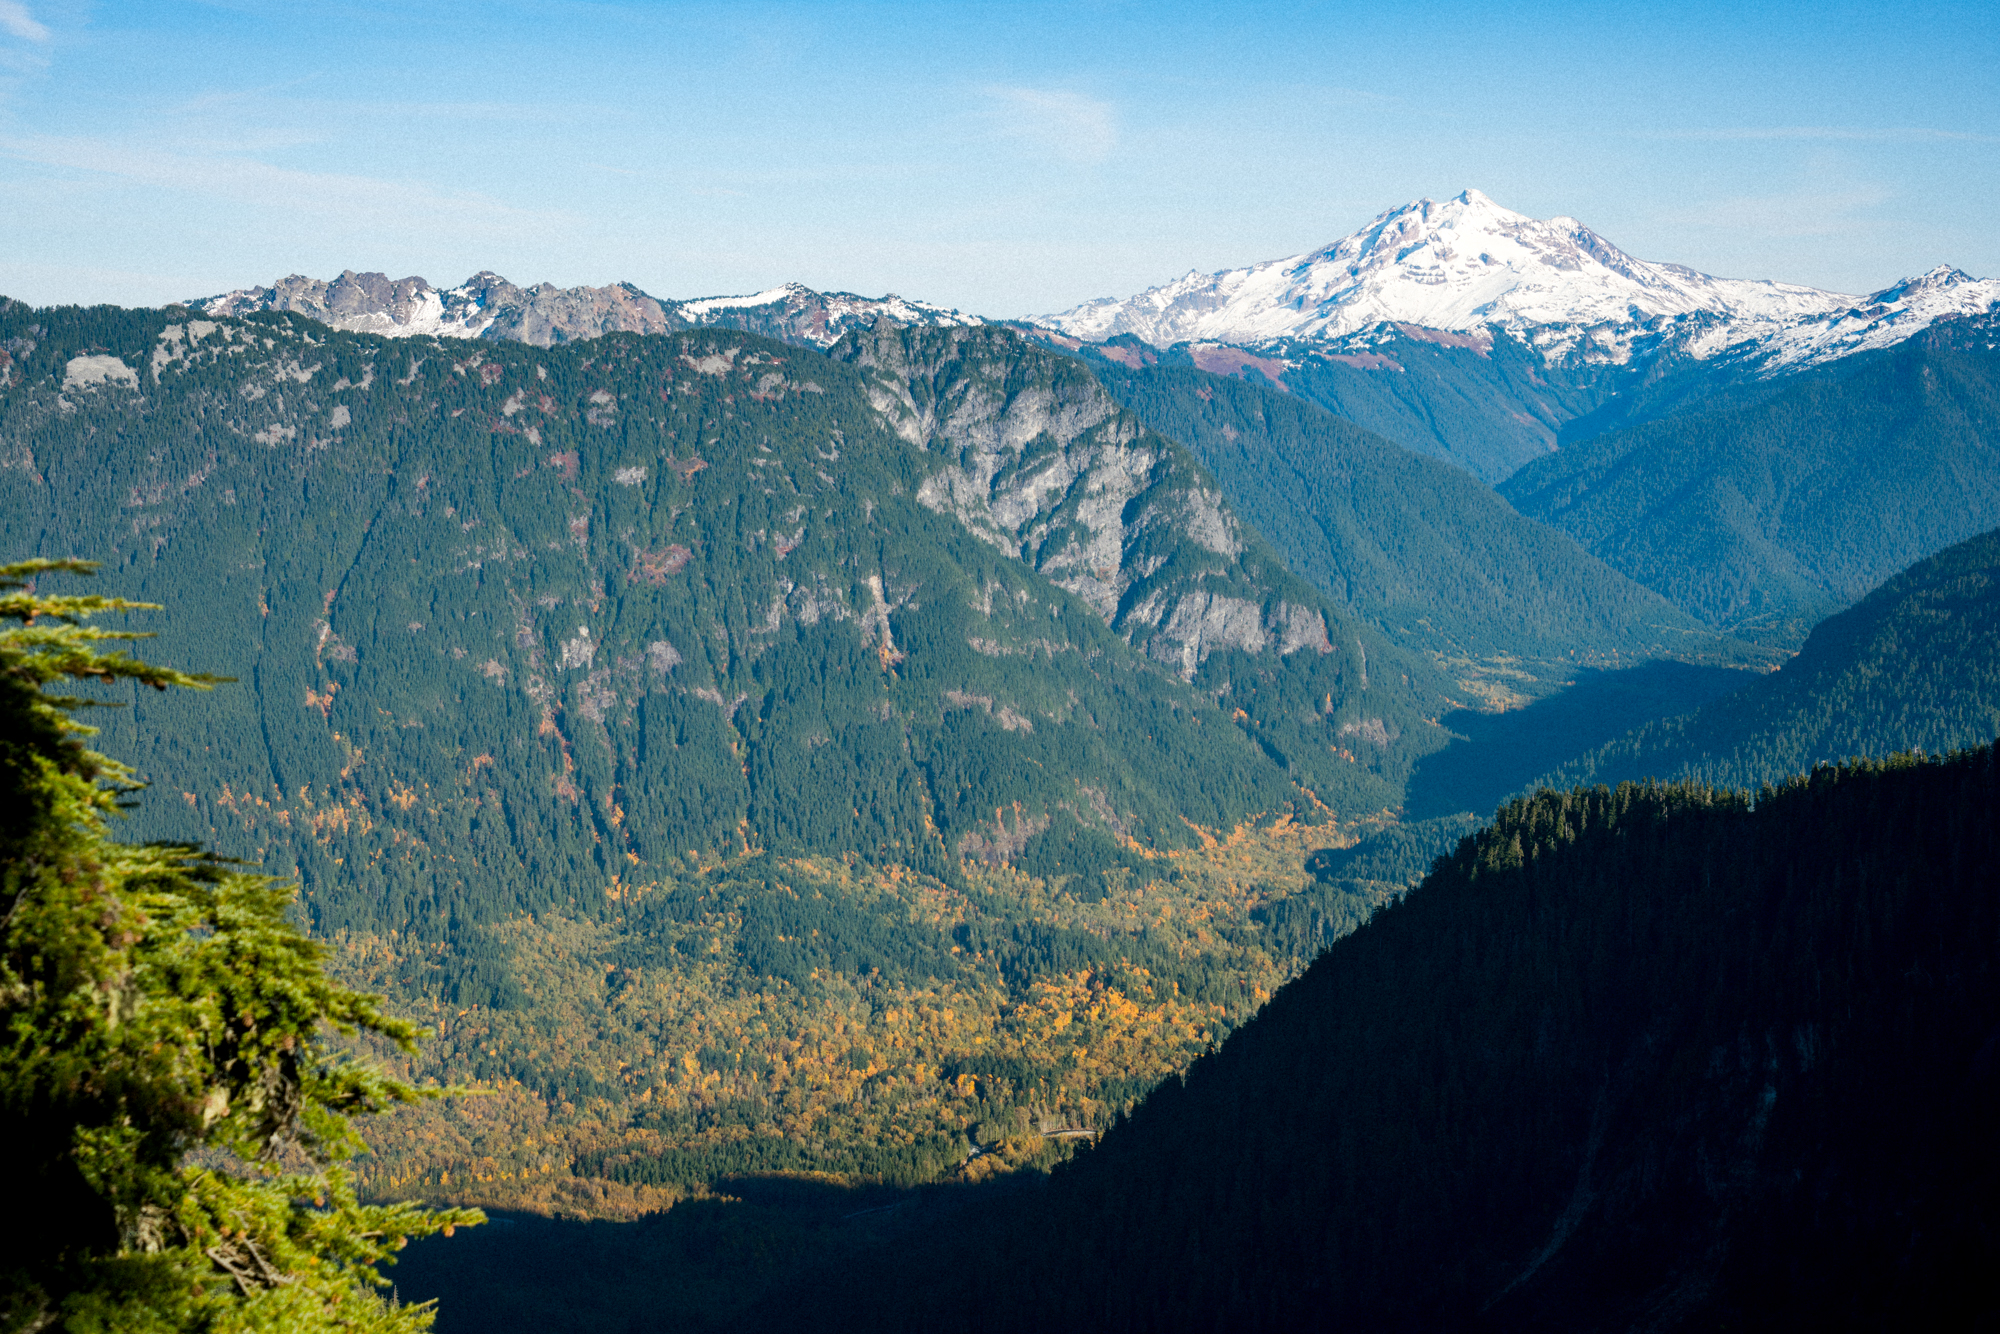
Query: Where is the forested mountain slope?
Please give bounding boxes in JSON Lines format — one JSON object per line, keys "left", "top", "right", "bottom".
{"left": 0, "top": 297, "right": 1449, "bottom": 1203}
{"left": 814, "top": 746, "right": 2000, "bottom": 1332}
{"left": 1542, "top": 525, "right": 2000, "bottom": 793}
{"left": 1500, "top": 313, "right": 2000, "bottom": 641}
{"left": 1081, "top": 350, "right": 1733, "bottom": 665}
{"left": 0, "top": 302, "right": 1439, "bottom": 929}
{"left": 1220, "top": 326, "right": 1620, "bottom": 482}
{"left": 1027, "top": 321, "right": 1639, "bottom": 483}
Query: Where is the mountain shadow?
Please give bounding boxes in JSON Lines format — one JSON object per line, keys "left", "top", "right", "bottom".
{"left": 801, "top": 744, "right": 2000, "bottom": 1332}
{"left": 1401, "top": 658, "right": 1762, "bottom": 819}
{"left": 1542, "top": 524, "right": 2000, "bottom": 794}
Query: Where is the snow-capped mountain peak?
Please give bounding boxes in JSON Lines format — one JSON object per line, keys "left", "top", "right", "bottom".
{"left": 1038, "top": 190, "right": 1856, "bottom": 349}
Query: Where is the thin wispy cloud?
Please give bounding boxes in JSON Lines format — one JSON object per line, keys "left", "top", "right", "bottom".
{"left": 0, "top": 1, "right": 48, "bottom": 43}
{"left": 984, "top": 86, "right": 1118, "bottom": 165}
{"left": 0, "top": 134, "right": 578, "bottom": 238}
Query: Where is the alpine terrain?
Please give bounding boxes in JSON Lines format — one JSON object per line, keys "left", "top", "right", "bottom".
{"left": 6, "top": 178, "right": 1999, "bottom": 1334}
{"left": 1036, "top": 190, "right": 2000, "bottom": 480}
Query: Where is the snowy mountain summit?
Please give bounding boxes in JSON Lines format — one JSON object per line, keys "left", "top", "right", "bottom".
{"left": 192, "top": 190, "right": 1994, "bottom": 372}
{"left": 1038, "top": 189, "right": 1997, "bottom": 367}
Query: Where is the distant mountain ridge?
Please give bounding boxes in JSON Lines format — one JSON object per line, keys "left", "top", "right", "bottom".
{"left": 1500, "top": 311, "right": 2000, "bottom": 638}
{"left": 194, "top": 271, "right": 981, "bottom": 348}
{"left": 1035, "top": 189, "right": 1999, "bottom": 375}
{"left": 182, "top": 189, "right": 1996, "bottom": 482}
{"left": 194, "top": 190, "right": 1996, "bottom": 382}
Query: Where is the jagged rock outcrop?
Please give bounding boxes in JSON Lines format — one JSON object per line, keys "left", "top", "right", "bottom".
{"left": 195, "top": 272, "right": 979, "bottom": 349}
{"left": 198, "top": 270, "right": 686, "bottom": 344}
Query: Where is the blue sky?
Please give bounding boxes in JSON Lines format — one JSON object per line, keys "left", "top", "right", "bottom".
{"left": 1, "top": 1, "right": 1995, "bottom": 316}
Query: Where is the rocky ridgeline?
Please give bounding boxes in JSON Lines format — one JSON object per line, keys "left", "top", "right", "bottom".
{"left": 196, "top": 272, "right": 980, "bottom": 349}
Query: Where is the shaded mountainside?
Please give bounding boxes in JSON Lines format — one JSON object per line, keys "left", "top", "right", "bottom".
{"left": 1400, "top": 659, "right": 1766, "bottom": 822}
{"left": 1500, "top": 313, "right": 2000, "bottom": 641}
{"left": 1251, "top": 325, "right": 1621, "bottom": 483}
{"left": 1079, "top": 350, "right": 1736, "bottom": 666}
{"left": 1543, "top": 526, "right": 2000, "bottom": 794}
{"left": 810, "top": 746, "right": 2000, "bottom": 1332}
{"left": 1031, "top": 322, "right": 1628, "bottom": 483}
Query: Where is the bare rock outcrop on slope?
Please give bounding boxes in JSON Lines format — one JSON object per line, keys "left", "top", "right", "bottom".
{"left": 838, "top": 324, "right": 1334, "bottom": 679}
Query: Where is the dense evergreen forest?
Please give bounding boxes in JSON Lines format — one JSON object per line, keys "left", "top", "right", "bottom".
{"left": 783, "top": 745, "right": 2000, "bottom": 1332}
{"left": 1085, "top": 351, "right": 1741, "bottom": 664}
{"left": 0, "top": 299, "right": 1456, "bottom": 1208}
{"left": 1542, "top": 524, "right": 2000, "bottom": 793}
{"left": 0, "top": 302, "right": 1445, "bottom": 947}
{"left": 1501, "top": 312, "right": 2000, "bottom": 641}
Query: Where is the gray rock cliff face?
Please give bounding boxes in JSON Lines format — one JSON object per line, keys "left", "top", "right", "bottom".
{"left": 838, "top": 324, "right": 1334, "bottom": 679}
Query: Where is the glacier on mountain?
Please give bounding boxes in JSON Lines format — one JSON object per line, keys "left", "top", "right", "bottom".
{"left": 1035, "top": 189, "right": 1998, "bottom": 372}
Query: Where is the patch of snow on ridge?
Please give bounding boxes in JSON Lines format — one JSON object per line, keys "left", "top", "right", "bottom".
{"left": 1038, "top": 189, "right": 1856, "bottom": 351}
{"left": 357, "top": 287, "right": 493, "bottom": 340}
{"left": 678, "top": 287, "right": 797, "bottom": 316}
{"left": 1739, "top": 266, "right": 2000, "bottom": 370}
{"left": 678, "top": 282, "right": 985, "bottom": 347}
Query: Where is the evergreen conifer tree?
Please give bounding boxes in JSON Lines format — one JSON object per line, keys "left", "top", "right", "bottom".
{"left": 0, "top": 560, "right": 478, "bottom": 1333}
